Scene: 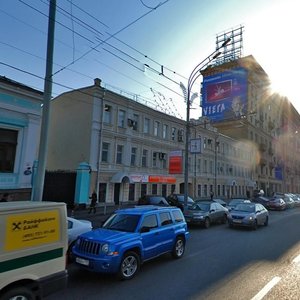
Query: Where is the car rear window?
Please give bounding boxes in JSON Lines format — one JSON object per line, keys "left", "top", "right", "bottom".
{"left": 172, "top": 210, "right": 184, "bottom": 222}
{"left": 140, "top": 214, "right": 158, "bottom": 230}
{"left": 159, "top": 212, "right": 173, "bottom": 226}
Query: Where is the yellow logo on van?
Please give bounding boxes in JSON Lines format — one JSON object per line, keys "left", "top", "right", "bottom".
{"left": 5, "top": 210, "right": 60, "bottom": 251}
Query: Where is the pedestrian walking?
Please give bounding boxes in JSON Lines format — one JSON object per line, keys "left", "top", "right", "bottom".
{"left": 88, "top": 191, "right": 97, "bottom": 214}
{"left": 210, "top": 191, "right": 214, "bottom": 201}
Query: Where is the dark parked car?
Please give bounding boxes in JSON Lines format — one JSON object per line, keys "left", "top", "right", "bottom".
{"left": 166, "top": 194, "right": 195, "bottom": 211}
{"left": 268, "top": 197, "right": 286, "bottom": 210}
{"left": 228, "top": 202, "right": 269, "bottom": 230}
{"left": 137, "top": 195, "right": 169, "bottom": 206}
{"left": 73, "top": 206, "right": 189, "bottom": 279}
{"left": 228, "top": 198, "right": 250, "bottom": 211}
{"left": 251, "top": 196, "right": 271, "bottom": 209}
{"left": 184, "top": 201, "right": 228, "bottom": 228}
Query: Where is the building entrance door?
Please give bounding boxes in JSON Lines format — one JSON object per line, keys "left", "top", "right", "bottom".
{"left": 114, "top": 183, "right": 120, "bottom": 205}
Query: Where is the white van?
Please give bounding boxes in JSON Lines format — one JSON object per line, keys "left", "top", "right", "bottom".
{"left": 0, "top": 201, "right": 68, "bottom": 300}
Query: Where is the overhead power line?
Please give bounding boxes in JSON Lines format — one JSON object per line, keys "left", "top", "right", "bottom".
{"left": 52, "top": 0, "right": 170, "bottom": 76}
{"left": 7, "top": 0, "right": 187, "bottom": 117}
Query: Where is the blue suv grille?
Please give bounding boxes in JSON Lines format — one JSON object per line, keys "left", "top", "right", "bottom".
{"left": 78, "top": 238, "right": 101, "bottom": 255}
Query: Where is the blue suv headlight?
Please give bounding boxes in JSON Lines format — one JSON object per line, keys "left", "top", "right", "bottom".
{"left": 102, "top": 243, "right": 109, "bottom": 254}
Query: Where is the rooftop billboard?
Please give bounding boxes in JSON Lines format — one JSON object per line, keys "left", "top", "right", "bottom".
{"left": 202, "top": 67, "right": 248, "bottom": 122}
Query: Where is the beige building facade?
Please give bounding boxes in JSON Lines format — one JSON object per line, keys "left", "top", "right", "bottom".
{"left": 47, "top": 78, "right": 256, "bottom": 205}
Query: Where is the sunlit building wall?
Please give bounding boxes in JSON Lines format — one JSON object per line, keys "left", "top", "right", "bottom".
{"left": 201, "top": 55, "right": 300, "bottom": 195}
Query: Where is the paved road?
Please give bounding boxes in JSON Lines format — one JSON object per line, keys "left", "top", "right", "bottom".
{"left": 48, "top": 208, "right": 300, "bottom": 300}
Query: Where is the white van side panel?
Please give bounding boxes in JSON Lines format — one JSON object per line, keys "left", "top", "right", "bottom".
{"left": 0, "top": 201, "right": 68, "bottom": 293}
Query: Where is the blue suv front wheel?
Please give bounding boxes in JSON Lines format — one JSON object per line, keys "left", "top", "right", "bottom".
{"left": 118, "top": 251, "right": 140, "bottom": 280}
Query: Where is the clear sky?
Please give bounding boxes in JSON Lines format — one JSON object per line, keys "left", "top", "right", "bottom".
{"left": 1, "top": 0, "right": 299, "bottom": 119}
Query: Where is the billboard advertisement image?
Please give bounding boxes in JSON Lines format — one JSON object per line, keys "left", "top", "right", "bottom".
{"left": 202, "top": 67, "right": 248, "bottom": 122}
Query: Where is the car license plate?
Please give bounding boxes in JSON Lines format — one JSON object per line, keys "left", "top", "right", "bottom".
{"left": 233, "top": 219, "right": 242, "bottom": 223}
{"left": 76, "top": 257, "right": 89, "bottom": 266}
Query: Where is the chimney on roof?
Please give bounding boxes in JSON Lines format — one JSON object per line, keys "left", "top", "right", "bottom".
{"left": 94, "top": 78, "right": 101, "bottom": 87}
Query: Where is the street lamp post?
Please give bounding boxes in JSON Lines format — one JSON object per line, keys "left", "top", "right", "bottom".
{"left": 182, "top": 38, "right": 231, "bottom": 211}
{"left": 214, "top": 136, "right": 219, "bottom": 197}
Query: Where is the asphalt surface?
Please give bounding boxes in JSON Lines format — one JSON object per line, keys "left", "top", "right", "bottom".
{"left": 47, "top": 207, "right": 300, "bottom": 300}
{"left": 68, "top": 203, "right": 135, "bottom": 228}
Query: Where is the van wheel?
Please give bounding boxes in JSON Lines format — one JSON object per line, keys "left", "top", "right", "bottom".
{"left": 118, "top": 251, "right": 140, "bottom": 280}
{"left": 1, "top": 287, "right": 35, "bottom": 300}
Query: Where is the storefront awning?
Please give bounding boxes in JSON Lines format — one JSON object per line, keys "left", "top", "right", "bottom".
{"left": 226, "top": 179, "right": 238, "bottom": 186}
{"left": 110, "top": 172, "right": 132, "bottom": 183}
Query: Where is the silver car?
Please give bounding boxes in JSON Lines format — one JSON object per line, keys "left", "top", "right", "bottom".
{"left": 228, "top": 203, "right": 269, "bottom": 230}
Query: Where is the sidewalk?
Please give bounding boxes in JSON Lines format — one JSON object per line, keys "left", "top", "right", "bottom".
{"left": 67, "top": 202, "right": 136, "bottom": 228}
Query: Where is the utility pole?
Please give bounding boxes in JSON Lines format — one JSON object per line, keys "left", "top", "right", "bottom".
{"left": 32, "top": 0, "right": 56, "bottom": 201}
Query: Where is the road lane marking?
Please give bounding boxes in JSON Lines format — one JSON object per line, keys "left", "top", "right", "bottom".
{"left": 251, "top": 276, "right": 281, "bottom": 300}
{"left": 292, "top": 253, "right": 300, "bottom": 264}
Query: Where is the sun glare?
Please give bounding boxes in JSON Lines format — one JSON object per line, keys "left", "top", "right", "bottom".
{"left": 245, "top": 0, "right": 300, "bottom": 112}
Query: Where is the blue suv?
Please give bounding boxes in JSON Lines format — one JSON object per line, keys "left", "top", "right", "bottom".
{"left": 73, "top": 206, "right": 189, "bottom": 280}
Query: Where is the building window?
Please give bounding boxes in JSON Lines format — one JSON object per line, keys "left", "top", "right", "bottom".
{"left": 178, "top": 129, "right": 184, "bottom": 142}
{"left": 152, "top": 152, "right": 157, "bottom": 167}
{"left": 204, "top": 184, "right": 208, "bottom": 197}
{"left": 101, "top": 142, "right": 109, "bottom": 162}
{"left": 141, "top": 184, "right": 147, "bottom": 197}
{"left": 0, "top": 128, "right": 18, "bottom": 173}
{"left": 162, "top": 156, "right": 167, "bottom": 169}
{"left": 142, "top": 149, "right": 148, "bottom": 167}
{"left": 144, "top": 118, "right": 150, "bottom": 134}
{"left": 154, "top": 121, "right": 159, "bottom": 136}
{"left": 163, "top": 124, "right": 168, "bottom": 139}
{"left": 203, "top": 137, "right": 207, "bottom": 149}
{"left": 116, "top": 145, "right": 123, "bottom": 164}
{"left": 133, "top": 114, "right": 139, "bottom": 131}
{"left": 171, "top": 184, "right": 176, "bottom": 193}
{"left": 162, "top": 184, "right": 167, "bottom": 197}
{"left": 153, "top": 121, "right": 159, "bottom": 136}
{"left": 118, "top": 110, "right": 125, "bottom": 127}
{"left": 104, "top": 104, "right": 112, "bottom": 124}
{"left": 131, "top": 147, "right": 137, "bottom": 166}
{"left": 197, "top": 184, "right": 201, "bottom": 197}
{"left": 197, "top": 158, "right": 201, "bottom": 173}
{"left": 171, "top": 127, "right": 176, "bottom": 141}
{"left": 204, "top": 160, "right": 207, "bottom": 173}
{"left": 99, "top": 183, "right": 107, "bottom": 203}
{"left": 152, "top": 184, "right": 157, "bottom": 194}
{"left": 128, "top": 184, "right": 135, "bottom": 201}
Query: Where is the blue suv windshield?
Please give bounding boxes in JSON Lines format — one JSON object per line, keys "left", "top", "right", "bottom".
{"left": 103, "top": 214, "right": 141, "bottom": 232}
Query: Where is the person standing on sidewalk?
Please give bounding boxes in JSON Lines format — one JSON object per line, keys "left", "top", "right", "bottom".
{"left": 88, "top": 191, "right": 97, "bottom": 214}
{"left": 0, "top": 193, "right": 9, "bottom": 202}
